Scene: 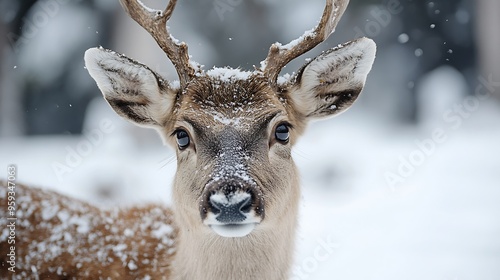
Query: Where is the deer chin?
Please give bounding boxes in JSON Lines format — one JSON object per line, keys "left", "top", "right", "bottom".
{"left": 210, "top": 223, "right": 257, "bottom": 238}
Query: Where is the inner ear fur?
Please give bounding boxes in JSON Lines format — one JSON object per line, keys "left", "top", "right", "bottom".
{"left": 84, "top": 47, "right": 178, "bottom": 130}
{"left": 287, "top": 37, "right": 376, "bottom": 120}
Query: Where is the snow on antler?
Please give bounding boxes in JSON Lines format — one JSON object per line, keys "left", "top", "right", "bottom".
{"left": 260, "top": 0, "right": 350, "bottom": 86}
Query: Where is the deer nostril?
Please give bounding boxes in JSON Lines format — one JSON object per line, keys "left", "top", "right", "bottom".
{"left": 209, "top": 200, "right": 221, "bottom": 215}
{"left": 239, "top": 197, "right": 252, "bottom": 213}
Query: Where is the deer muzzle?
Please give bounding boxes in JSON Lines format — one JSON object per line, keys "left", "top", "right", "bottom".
{"left": 200, "top": 179, "right": 264, "bottom": 238}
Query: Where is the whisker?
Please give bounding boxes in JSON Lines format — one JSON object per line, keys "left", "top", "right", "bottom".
{"left": 292, "top": 148, "right": 312, "bottom": 162}
{"left": 157, "top": 154, "right": 176, "bottom": 170}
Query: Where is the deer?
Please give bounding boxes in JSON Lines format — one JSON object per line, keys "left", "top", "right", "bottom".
{"left": 0, "top": 0, "right": 376, "bottom": 279}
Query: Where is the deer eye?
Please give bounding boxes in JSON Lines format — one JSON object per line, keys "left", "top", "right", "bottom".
{"left": 176, "top": 130, "right": 190, "bottom": 149}
{"left": 275, "top": 124, "right": 290, "bottom": 143}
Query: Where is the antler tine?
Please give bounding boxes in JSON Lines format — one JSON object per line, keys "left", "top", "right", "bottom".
{"left": 261, "top": 0, "right": 350, "bottom": 87}
{"left": 119, "top": 0, "right": 197, "bottom": 88}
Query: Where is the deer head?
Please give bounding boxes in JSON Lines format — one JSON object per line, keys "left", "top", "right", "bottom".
{"left": 84, "top": 0, "right": 375, "bottom": 239}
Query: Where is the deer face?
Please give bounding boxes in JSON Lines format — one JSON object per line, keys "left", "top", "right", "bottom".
{"left": 84, "top": 38, "right": 375, "bottom": 238}
{"left": 85, "top": 0, "right": 376, "bottom": 238}
{"left": 171, "top": 74, "right": 299, "bottom": 237}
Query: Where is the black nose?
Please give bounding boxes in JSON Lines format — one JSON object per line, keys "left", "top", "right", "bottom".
{"left": 209, "top": 193, "right": 252, "bottom": 224}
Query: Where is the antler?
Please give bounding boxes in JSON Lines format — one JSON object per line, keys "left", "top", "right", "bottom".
{"left": 260, "top": 0, "right": 350, "bottom": 87}
{"left": 119, "top": 0, "right": 199, "bottom": 89}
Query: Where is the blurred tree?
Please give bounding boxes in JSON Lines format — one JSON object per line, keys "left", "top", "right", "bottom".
{"left": 476, "top": 0, "right": 500, "bottom": 99}
{"left": 399, "top": 0, "right": 477, "bottom": 122}
{"left": 1, "top": 0, "right": 115, "bottom": 136}
{"left": 0, "top": 0, "right": 37, "bottom": 137}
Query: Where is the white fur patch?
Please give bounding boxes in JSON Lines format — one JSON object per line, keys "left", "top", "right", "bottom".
{"left": 210, "top": 223, "right": 256, "bottom": 238}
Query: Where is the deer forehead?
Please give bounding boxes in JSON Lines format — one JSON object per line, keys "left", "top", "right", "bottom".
{"left": 175, "top": 73, "right": 288, "bottom": 131}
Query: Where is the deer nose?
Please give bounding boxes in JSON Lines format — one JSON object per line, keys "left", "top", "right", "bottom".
{"left": 209, "top": 192, "right": 252, "bottom": 224}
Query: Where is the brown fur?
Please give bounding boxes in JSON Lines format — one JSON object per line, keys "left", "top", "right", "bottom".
{"left": 0, "top": 182, "right": 177, "bottom": 279}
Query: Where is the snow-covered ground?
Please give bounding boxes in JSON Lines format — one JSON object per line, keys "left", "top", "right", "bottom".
{"left": 1, "top": 73, "right": 500, "bottom": 279}
{"left": 294, "top": 106, "right": 500, "bottom": 280}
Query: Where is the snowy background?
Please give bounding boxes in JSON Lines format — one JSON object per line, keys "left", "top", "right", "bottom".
{"left": 1, "top": 0, "right": 499, "bottom": 279}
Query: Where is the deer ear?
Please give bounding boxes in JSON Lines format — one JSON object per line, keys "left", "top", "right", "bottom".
{"left": 84, "top": 47, "right": 177, "bottom": 129}
{"left": 289, "top": 37, "right": 376, "bottom": 120}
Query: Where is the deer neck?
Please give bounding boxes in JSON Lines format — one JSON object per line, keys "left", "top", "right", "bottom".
{"left": 170, "top": 190, "right": 300, "bottom": 280}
